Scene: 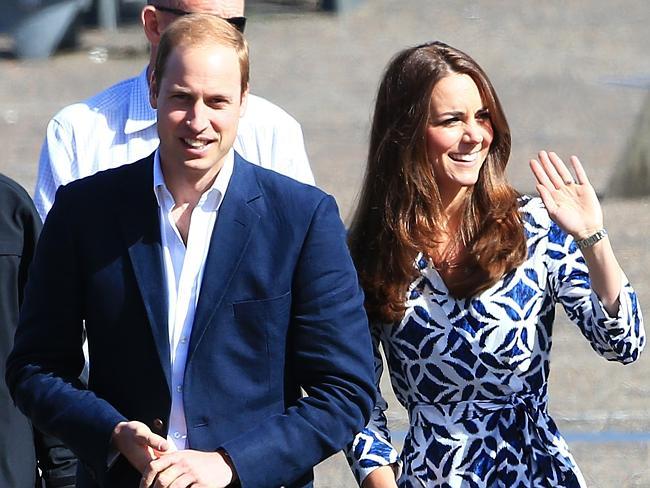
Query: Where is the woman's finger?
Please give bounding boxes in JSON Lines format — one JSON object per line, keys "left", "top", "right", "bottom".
{"left": 537, "top": 150, "right": 566, "bottom": 189}
{"left": 570, "top": 155, "right": 590, "bottom": 186}
{"left": 546, "top": 151, "right": 576, "bottom": 185}
{"left": 529, "top": 159, "right": 554, "bottom": 190}
{"left": 536, "top": 183, "right": 558, "bottom": 215}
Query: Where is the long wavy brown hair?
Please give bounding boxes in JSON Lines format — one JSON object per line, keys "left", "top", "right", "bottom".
{"left": 348, "top": 41, "right": 526, "bottom": 324}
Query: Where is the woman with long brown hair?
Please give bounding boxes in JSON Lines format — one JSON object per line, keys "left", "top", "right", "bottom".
{"left": 346, "top": 41, "right": 645, "bottom": 487}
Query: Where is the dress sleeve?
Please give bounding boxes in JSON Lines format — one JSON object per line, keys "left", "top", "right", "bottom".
{"left": 346, "top": 323, "right": 400, "bottom": 485}
{"left": 546, "top": 220, "right": 645, "bottom": 363}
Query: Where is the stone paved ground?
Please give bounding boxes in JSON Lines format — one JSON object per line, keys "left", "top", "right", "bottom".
{"left": 0, "top": 1, "right": 648, "bottom": 486}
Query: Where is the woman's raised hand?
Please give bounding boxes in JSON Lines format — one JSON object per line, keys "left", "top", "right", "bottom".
{"left": 529, "top": 150, "right": 603, "bottom": 240}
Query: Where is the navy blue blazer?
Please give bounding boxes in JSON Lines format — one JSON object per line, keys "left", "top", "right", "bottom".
{"left": 7, "top": 153, "right": 374, "bottom": 487}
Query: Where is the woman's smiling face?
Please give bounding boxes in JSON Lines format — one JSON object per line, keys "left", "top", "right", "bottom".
{"left": 426, "top": 73, "right": 494, "bottom": 204}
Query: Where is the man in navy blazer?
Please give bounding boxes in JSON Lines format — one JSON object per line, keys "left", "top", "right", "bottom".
{"left": 7, "top": 14, "right": 374, "bottom": 488}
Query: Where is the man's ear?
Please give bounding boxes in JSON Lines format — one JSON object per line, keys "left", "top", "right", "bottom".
{"left": 149, "top": 72, "right": 158, "bottom": 109}
{"left": 239, "top": 84, "right": 249, "bottom": 118}
{"left": 142, "top": 5, "right": 163, "bottom": 46}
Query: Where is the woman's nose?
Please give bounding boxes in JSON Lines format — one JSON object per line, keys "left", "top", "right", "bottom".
{"left": 462, "top": 121, "right": 484, "bottom": 144}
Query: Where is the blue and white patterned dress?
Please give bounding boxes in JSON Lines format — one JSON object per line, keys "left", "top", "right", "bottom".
{"left": 347, "top": 197, "right": 645, "bottom": 488}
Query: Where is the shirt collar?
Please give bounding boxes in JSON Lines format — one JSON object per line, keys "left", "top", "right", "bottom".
{"left": 124, "top": 67, "right": 157, "bottom": 135}
{"left": 153, "top": 149, "right": 235, "bottom": 213}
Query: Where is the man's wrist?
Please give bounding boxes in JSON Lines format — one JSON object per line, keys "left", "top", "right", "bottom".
{"left": 107, "top": 421, "right": 128, "bottom": 468}
{"left": 218, "top": 449, "right": 238, "bottom": 483}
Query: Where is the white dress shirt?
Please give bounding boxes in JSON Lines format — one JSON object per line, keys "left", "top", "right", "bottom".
{"left": 153, "top": 149, "right": 233, "bottom": 450}
{"left": 35, "top": 68, "right": 314, "bottom": 220}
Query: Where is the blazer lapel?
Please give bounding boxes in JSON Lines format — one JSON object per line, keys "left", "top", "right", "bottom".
{"left": 188, "top": 155, "right": 261, "bottom": 360}
{"left": 119, "top": 156, "right": 172, "bottom": 389}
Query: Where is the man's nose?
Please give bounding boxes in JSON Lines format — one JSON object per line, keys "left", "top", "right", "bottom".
{"left": 185, "top": 102, "right": 209, "bottom": 132}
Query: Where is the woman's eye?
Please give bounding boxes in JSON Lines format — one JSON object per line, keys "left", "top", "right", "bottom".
{"left": 440, "top": 118, "right": 459, "bottom": 126}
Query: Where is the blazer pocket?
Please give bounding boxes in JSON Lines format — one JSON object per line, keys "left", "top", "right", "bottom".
{"left": 232, "top": 290, "right": 292, "bottom": 325}
{"left": 232, "top": 291, "right": 292, "bottom": 395}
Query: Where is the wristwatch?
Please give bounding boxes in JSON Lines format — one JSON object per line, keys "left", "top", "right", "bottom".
{"left": 574, "top": 229, "right": 608, "bottom": 250}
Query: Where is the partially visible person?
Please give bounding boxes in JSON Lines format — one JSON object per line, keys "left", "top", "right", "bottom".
{"left": 345, "top": 41, "right": 645, "bottom": 487}
{"left": 8, "top": 14, "right": 373, "bottom": 488}
{"left": 34, "top": 0, "right": 313, "bottom": 220}
{"left": 0, "top": 175, "right": 76, "bottom": 488}
{"left": 0, "top": 174, "right": 40, "bottom": 487}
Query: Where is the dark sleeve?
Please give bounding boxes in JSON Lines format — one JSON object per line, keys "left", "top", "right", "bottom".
{"left": 0, "top": 176, "right": 41, "bottom": 488}
{"left": 15, "top": 186, "right": 41, "bottom": 304}
{"left": 221, "top": 195, "right": 376, "bottom": 487}
{"left": 34, "top": 432, "right": 77, "bottom": 488}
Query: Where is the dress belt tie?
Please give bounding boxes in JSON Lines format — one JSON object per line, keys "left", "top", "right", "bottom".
{"left": 408, "top": 393, "right": 580, "bottom": 484}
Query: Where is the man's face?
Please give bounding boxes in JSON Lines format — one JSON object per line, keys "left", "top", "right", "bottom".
{"left": 151, "top": 43, "right": 247, "bottom": 179}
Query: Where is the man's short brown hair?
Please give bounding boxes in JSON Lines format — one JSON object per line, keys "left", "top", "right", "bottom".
{"left": 153, "top": 13, "right": 249, "bottom": 95}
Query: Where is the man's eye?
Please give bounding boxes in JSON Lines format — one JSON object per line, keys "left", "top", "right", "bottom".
{"left": 208, "top": 99, "right": 228, "bottom": 107}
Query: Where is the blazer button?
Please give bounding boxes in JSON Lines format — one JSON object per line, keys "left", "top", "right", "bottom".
{"left": 152, "top": 418, "right": 164, "bottom": 432}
